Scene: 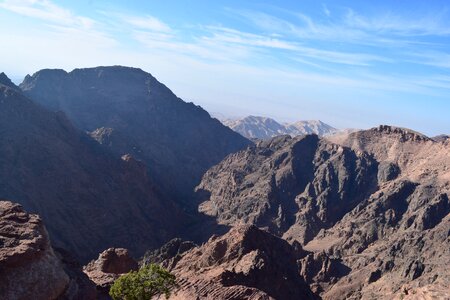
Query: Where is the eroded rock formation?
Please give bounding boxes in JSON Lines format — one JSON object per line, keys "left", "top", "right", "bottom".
{"left": 197, "top": 126, "right": 450, "bottom": 299}
{"left": 161, "top": 225, "right": 317, "bottom": 300}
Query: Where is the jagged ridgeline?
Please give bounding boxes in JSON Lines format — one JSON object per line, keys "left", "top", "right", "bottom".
{"left": 20, "top": 66, "right": 252, "bottom": 201}
{"left": 196, "top": 126, "right": 450, "bottom": 298}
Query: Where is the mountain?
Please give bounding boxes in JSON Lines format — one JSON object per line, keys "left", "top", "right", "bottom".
{"left": 432, "top": 134, "right": 449, "bottom": 142}
{"left": 196, "top": 125, "right": 450, "bottom": 299}
{"left": 222, "top": 115, "right": 338, "bottom": 140}
{"left": 0, "top": 72, "right": 17, "bottom": 88}
{"left": 148, "top": 225, "right": 318, "bottom": 300}
{"left": 288, "top": 120, "right": 338, "bottom": 136}
{"left": 0, "top": 78, "right": 182, "bottom": 262}
{"left": 20, "top": 66, "right": 252, "bottom": 203}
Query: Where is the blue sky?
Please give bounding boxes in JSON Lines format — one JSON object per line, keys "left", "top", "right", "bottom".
{"left": 0, "top": 0, "right": 449, "bottom": 135}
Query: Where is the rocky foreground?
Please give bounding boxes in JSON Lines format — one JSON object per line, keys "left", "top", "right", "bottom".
{"left": 1, "top": 200, "right": 319, "bottom": 299}
{"left": 0, "top": 201, "right": 96, "bottom": 300}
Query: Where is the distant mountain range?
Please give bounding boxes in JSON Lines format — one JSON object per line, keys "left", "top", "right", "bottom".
{"left": 221, "top": 115, "right": 339, "bottom": 139}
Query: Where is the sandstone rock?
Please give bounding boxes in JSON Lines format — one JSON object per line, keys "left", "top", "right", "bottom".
{"left": 84, "top": 248, "right": 138, "bottom": 288}
{"left": 377, "top": 161, "right": 400, "bottom": 183}
{"left": 163, "top": 225, "right": 317, "bottom": 300}
{"left": 142, "top": 238, "right": 196, "bottom": 269}
{"left": 0, "top": 200, "right": 69, "bottom": 300}
{"left": 199, "top": 126, "right": 450, "bottom": 299}
{"left": 197, "top": 134, "right": 378, "bottom": 244}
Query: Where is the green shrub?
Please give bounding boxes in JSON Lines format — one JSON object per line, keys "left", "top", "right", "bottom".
{"left": 109, "top": 264, "right": 177, "bottom": 300}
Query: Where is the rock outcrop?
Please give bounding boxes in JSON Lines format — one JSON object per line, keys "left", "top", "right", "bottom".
{"left": 84, "top": 248, "right": 138, "bottom": 298}
{"left": 0, "top": 77, "right": 183, "bottom": 262}
{"left": 0, "top": 200, "right": 93, "bottom": 300}
{"left": 20, "top": 66, "right": 252, "bottom": 203}
{"left": 142, "top": 238, "right": 197, "bottom": 268}
{"left": 163, "top": 225, "right": 317, "bottom": 300}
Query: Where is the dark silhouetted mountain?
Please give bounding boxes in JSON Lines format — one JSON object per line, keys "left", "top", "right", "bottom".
{"left": 20, "top": 66, "right": 252, "bottom": 203}
{"left": 0, "top": 77, "right": 183, "bottom": 262}
{"left": 0, "top": 72, "right": 19, "bottom": 90}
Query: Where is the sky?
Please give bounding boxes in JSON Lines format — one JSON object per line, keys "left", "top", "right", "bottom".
{"left": 0, "top": 0, "right": 449, "bottom": 135}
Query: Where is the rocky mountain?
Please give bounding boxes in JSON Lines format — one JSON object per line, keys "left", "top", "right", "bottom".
{"left": 221, "top": 115, "right": 338, "bottom": 140}
{"left": 0, "top": 78, "right": 183, "bottom": 262}
{"left": 196, "top": 125, "right": 450, "bottom": 299}
{"left": 20, "top": 66, "right": 251, "bottom": 202}
{"left": 432, "top": 134, "right": 449, "bottom": 142}
{"left": 154, "top": 225, "right": 318, "bottom": 300}
{"left": 0, "top": 72, "right": 19, "bottom": 90}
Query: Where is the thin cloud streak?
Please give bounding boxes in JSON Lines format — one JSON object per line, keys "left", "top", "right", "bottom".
{"left": 1, "top": 0, "right": 449, "bottom": 135}
{"left": 0, "top": 0, "right": 94, "bottom": 29}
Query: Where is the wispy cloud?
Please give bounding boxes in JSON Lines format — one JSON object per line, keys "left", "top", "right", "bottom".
{"left": 0, "top": 0, "right": 94, "bottom": 29}
{"left": 344, "top": 9, "right": 450, "bottom": 36}
{"left": 1, "top": 0, "right": 450, "bottom": 134}
{"left": 114, "top": 14, "right": 172, "bottom": 33}
{"left": 322, "top": 4, "right": 331, "bottom": 17}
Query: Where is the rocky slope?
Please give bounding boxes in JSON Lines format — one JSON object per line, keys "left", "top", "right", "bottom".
{"left": 156, "top": 225, "right": 317, "bottom": 300}
{"left": 0, "top": 77, "right": 182, "bottom": 262}
{"left": 197, "top": 134, "right": 379, "bottom": 244}
{"left": 222, "top": 116, "right": 337, "bottom": 140}
{"left": 0, "top": 200, "right": 96, "bottom": 300}
{"left": 197, "top": 126, "right": 450, "bottom": 299}
{"left": 432, "top": 134, "right": 449, "bottom": 142}
{"left": 20, "top": 66, "right": 251, "bottom": 202}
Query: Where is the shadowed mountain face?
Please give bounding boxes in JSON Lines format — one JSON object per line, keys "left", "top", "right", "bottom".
{"left": 0, "top": 80, "right": 183, "bottom": 262}
{"left": 197, "top": 134, "right": 379, "bottom": 243}
{"left": 20, "top": 66, "right": 252, "bottom": 203}
{"left": 197, "top": 126, "right": 450, "bottom": 299}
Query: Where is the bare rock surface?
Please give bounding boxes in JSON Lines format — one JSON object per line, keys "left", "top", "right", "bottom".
{"left": 83, "top": 248, "right": 138, "bottom": 298}
{"left": 164, "top": 225, "right": 317, "bottom": 300}
{"left": 198, "top": 126, "right": 450, "bottom": 299}
{"left": 0, "top": 200, "right": 69, "bottom": 300}
{"left": 142, "top": 238, "right": 197, "bottom": 269}
{"left": 197, "top": 134, "right": 378, "bottom": 244}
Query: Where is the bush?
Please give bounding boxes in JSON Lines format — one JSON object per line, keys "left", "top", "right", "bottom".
{"left": 109, "top": 264, "right": 177, "bottom": 300}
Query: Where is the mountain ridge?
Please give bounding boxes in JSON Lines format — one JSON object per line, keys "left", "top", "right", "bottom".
{"left": 221, "top": 115, "right": 338, "bottom": 140}
{"left": 20, "top": 66, "right": 252, "bottom": 204}
{"left": 196, "top": 125, "right": 450, "bottom": 299}
{"left": 0, "top": 75, "right": 184, "bottom": 262}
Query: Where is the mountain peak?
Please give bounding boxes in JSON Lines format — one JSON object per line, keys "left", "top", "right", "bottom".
{"left": 222, "top": 115, "right": 337, "bottom": 140}
{"left": 372, "top": 125, "right": 431, "bottom": 142}
{"left": 0, "top": 72, "right": 19, "bottom": 90}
